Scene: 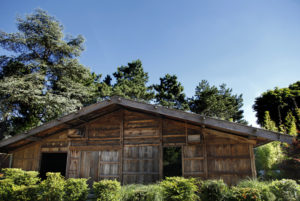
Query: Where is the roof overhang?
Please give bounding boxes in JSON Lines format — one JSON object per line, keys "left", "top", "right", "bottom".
{"left": 0, "top": 96, "right": 294, "bottom": 152}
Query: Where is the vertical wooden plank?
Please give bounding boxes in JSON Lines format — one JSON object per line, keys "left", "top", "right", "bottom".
{"left": 249, "top": 144, "right": 257, "bottom": 178}
{"left": 120, "top": 109, "right": 124, "bottom": 184}
{"left": 203, "top": 130, "right": 208, "bottom": 179}
{"left": 65, "top": 140, "right": 71, "bottom": 178}
{"left": 182, "top": 146, "right": 185, "bottom": 177}
{"left": 185, "top": 122, "right": 188, "bottom": 145}
{"left": 159, "top": 117, "right": 163, "bottom": 180}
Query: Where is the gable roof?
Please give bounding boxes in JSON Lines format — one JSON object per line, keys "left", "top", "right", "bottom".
{"left": 0, "top": 96, "right": 294, "bottom": 151}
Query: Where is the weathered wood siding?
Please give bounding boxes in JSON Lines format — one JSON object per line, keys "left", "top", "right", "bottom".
{"left": 11, "top": 143, "right": 40, "bottom": 171}
{"left": 10, "top": 108, "right": 256, "bottom": 185}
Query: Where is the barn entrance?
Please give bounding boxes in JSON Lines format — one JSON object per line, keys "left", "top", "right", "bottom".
{"left": 163, "top": 147, "right": 182, "bottom": 178}
{"left": 40, "top": 153, "right": 67, "bottom": 180}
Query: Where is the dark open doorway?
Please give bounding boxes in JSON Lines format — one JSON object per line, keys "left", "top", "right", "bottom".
{"left": 163, "top": 147, "right": 182, "bottom": 178}
{"left": 40, "top": 153, "right": 67, "bottom": 180}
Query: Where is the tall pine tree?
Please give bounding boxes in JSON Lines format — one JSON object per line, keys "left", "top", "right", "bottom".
{"left": 152, "top": 74, "right": 189, "bottom": 110}
{"left": 189, "top": 80, "right": 246, "bottom": 123}
{"left": 0, "top": 9, "right": 98, "bottom": 138}
{"left": 111, "top": 60, "right": 154, "bottom": 101}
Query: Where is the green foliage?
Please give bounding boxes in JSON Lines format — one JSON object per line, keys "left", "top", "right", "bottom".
{"left": 0, "top": 9, "right": 99, "bottom": 138}
{"left": 197, "top": 179, "right": 228, "bottom": 201}
{"left": 121, "top": 184, "right": 163, "bottom": 201}
{"left": 160, "top": 177, "right": 199, "bottom": 201}
{"left": 64, "top": 178, "right": 89, "bottom": 201}
{"left": 255, "top": 142, "right": 284, "bottom": 179}
{"left": 253, "top": 81, "right": 300, "bottom": 131}
{"left": 111, "top": 60, "right": 154, "bottom": 101}
{"left": 0, "top": 169, "right": 40, "bottom": 201}
{"left": 237, "top": 179, "right": 275, "bottom": 201}
{"left": 0, "top": 178, "right": 15, "bottom": 201}
{"left": 2, "top": 168, "right": 40, "bottom": 185}
{"left": 93, "top": 179, "right": 121, "bottom": 201}
{"left": 152, "top": 74, "right": 189, "bottom": 110}
{"left": 38, "top": 172, "right": 66, "bottom": 201}
{"left": 226, "top": 187, "right": 262, "bottom": 201}
{"left": 0, "top": 169, "right": 89, "bottom": 201}
{"left": 189, "top": 80, "right": 246, "bottom": 123}
{"left": 263, "top": 111, "right": 278, "bottom": 132}
{"left": 285, "top": 111, "right": 297, "bottom": 136}
{"left": 269, "top": 179, "right": 300, "bottom": 201}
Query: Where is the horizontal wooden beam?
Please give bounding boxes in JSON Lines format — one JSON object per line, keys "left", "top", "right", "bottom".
{"left": 204, "top": 128, "right": 257, "bottom": 144}
{"left": 123, "top": 172, "right": 159, "bottom": 175}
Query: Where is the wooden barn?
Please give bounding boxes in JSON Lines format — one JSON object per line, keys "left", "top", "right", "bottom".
{"left": 0, "top": 96, "right": 294, "bottom": 185}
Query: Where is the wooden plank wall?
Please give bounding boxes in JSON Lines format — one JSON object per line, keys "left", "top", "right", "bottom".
{"left": 9, "top": 108, "right": 255, "bottom": 185}
{"left": 123, "top": 110, "right": 160, "bottom": 184}
{"left": 11, "top": 143, "right": 40, "bottom": 171}
{"left": 205, "top": 133, "right": 253, "bottom": 184}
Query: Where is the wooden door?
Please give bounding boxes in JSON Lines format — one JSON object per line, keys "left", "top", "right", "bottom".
{"left": 183, "top": 145, "right": 205, "bottom": 178}
{"left": 123, "top": 145, "right": 159, "bottom": 184}
{"left": 78, "top": 150, "right": 120, "bottom": 184}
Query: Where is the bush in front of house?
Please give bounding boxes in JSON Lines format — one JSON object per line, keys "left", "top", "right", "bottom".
{"left": 160, "top": 177, "right": 199, "bottom": 201}
{"left": 225, "top": 187, "right": 262, "bottom": 201}
{"left": 0, "top": 168, "right": 40, "bottom": 201}
{"left": 237, "top": 179, "right": 275, "bottom": 201}
{"left": 93, "top": 179, "right": 121, "bottom": 201}
{"left": 64, "top": 178, "right": 89, "bottom": 201}
{"left": 2, "top": 168, "right": 40, "bottom": 185}
{"left": 121, "top": 184, "right": 163, "bottom": 201}
{"left": 38, "top": 172, "right": 66, "bottom": 201}
{"left": 269, "top": 179, "right": 300, "bottom": 201}
{"left": 197, "top": 179, "right": 228, "bottom": 201}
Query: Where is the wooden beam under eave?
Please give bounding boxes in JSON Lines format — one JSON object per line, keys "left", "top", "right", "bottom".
{"left": 204, "top": 128, "right": 257, "bottom": 145}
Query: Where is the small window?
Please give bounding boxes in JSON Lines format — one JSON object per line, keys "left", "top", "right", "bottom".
{"left": 188, "top": 134, "right": 201, "bottom": 143}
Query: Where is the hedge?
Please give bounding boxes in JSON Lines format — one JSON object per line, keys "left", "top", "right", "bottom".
{"left": 1, "top": 168, "right": 300, "bottom": 201}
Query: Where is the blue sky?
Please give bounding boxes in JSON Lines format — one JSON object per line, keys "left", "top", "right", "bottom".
{"left": 1, "top": 0, "right": 300, "bottom": 127}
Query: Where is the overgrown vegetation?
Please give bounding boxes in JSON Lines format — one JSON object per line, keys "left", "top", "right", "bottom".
{"left": 0, "top": 169, "right": 299, "bottom": 201}
{"left": 0, "top": 168, "right": 89, "bottom": 201}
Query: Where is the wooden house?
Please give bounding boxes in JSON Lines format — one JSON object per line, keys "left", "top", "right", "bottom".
{"left": 0, "top": 96, "right": 294, "bottom": 185}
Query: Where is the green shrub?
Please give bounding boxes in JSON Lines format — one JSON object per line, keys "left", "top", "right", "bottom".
{"left": 121, "top": 184, "right": 163, "bottom": 201}
{"left": 2, "top": 168, "right": 40, "bottom": 185}
{"left": 38, "top": 172, "right": 66, "bottom": 201}
{"left": 237, "top": 179, "right": 275, "bottom": 201}
{"left": 0, "top": 178, "right": 39, "bottom": 201}
{"left": 93, "top": 179, "right": 121, "bottom": 201}
{"left": 0, "top": 178, "right": 15, "bottom": 201}
{"left": 13, "top": 184, "right": 40, "bottom": 201}
{"left": 160, "top": 177, "right": 199, "bottom": 201}
{"left": 269, "top": 179, "right": 300, "bottom": 201}
{"left": 64, "top": 178, "right": 89, "bottom": 201}
{"left": 198, "top": 179, "right": 228, "bottom": 201}
{"left": 226, "top": 187, "right": 262, "bottom": 201}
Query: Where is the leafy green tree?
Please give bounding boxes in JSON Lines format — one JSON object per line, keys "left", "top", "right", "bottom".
{"left": 152, "top": 74, "right": 189, "bottom": 110}
{"left": 0, "top": 9, "right": 99, "bottom": 138}
{"left": 189, "top": 80, "right": 246, "bottom": 123}
{"left": 255, "top": 111, "right": 284, "bottom": 179}
{"left": 284, "top": 111, "right": 297, "bottom": 136}
{"left": 111, "top": 60, "right": 154, "bottom": 101}
{"left": 253, "top": 81, "right": 300, "bottom": 132}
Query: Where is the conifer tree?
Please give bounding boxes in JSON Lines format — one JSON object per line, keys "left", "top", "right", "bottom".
{"left": 111, "top": 60, "right": 154, "bottom": 101}
{"left": 189, "top": 80, "right": 246, "bottom": 123}
{"left": 285, "top": 111, "right": 297, "bottom": 136}
{"left": 152, "top": 74, "right": 189, "bottom": 110}
{"left": 0, "top": 9, "right": 98, "bottom": 138}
